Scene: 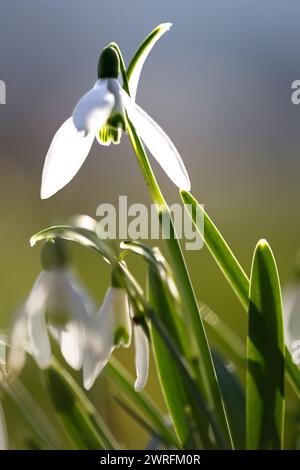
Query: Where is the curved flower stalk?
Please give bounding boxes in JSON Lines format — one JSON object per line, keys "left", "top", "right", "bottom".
{"left": 8, "top": 240, "right": 93, "bottom": 373}
{"left": 41, "top": 37, "right": 190, "bottom": 199}
{"left": 83, "top": 285, "right": 149, "bottom": 392}
{"left": 0, "top": 403, "right": 8, "bottom": 450}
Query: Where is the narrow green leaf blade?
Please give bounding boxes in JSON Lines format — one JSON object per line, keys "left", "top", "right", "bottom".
{"left": 180, "top": 190, "right": 249, "bottom": 309}
{"left": 181, "top": 190, "right": 300, "bottom": 401}
{"left": 127, "top": 23, "right": 172, "bottom": 100}
{"left": 247, "top": 240, "right": 285, "bottom": 449}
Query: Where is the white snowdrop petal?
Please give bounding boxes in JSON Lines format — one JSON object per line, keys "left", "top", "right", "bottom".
{"left": 28, "top": 312, "right": 51, "bottom": 369}
{"left": 134, "top": 324, "right": 149, "bottom": 392}
{"left": 110, "top": 287, "right": 132, "bottom": 348}
{"left": 83, "top": 356, "right": 108, "bottom": 391}
{"left": 121, "top": 90, "right": 191, "bottom": 191}
{"left": 59, "top": 322, "right": 85, "bottom": 370}
{"left": 82, "top": 287, "right": 131, "bottom": 390}
{"left": 0, "top": 403, "right": 8, "bottom": 450}
{"left": 283, "top": 285, "right": 300, "bottom": 352}
{"left": 40, "top": 117, "right": 94, "bottom": 199}
{"left": 73, "top": 80, "right": 115, "bottom": 134}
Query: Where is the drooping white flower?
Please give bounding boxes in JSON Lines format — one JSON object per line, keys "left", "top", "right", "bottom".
{"left": 0, "top": 403, "right": 8, "bottom": 450}
{"left": 83, "top": 286, "right": 149, "bottom": 392}
{"left": 9, "top": 241, "right": 93, "bottom": 373}
{"left": 41, "top": 44, "right": 190, "bottom": 199}
{"left": 83, "top": 287, "right": 132, "bottom": 390}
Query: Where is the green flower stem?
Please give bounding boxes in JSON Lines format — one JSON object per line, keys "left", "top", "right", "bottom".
{"left": 125, "top": 114, "right": 232, "bottom": 449}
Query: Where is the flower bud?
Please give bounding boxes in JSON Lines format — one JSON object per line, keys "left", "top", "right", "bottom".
{"left": 97, "top": 47, "right": 119, "bottom": 79}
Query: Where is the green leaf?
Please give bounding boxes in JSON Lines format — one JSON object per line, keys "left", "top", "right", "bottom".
{"left": 181, "top": 190, "right": 300, "bottom": 401}
{"left": 30, "top": 225, "right": 117, "bottom": 264}
{"left": 180, "top": 190, "right": 249, "bottom": 309}
{"left": 247, "top": 240, "right": 285, "bottom": 449}
{"left": 47, "top": 359, "right": 119, "bottom": 450}
{"left": 126, "top": 23, "right": 172, "bottom": 100}
{"left": 148, "top": 265, "right": 196, "bottom": 448}
{"left": 104, "top": 358, "right": 178, "bottom": 448}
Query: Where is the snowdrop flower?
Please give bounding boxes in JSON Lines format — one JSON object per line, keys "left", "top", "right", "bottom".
{"left": 9, "top": 240, "right": 93, "bottom": 373}
{"left": 0, "top": 403, "right": 8, "bottom": 450}
{"left": 83, "top": 285, "right": 149, "bottom": 392}
{"left": 41, "top": 45, "right": 190, "bottom": 199}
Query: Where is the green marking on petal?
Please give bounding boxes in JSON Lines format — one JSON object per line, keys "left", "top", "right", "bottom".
{"left": 98, "top": 124, "right": 122, "bottom": 146}
{"left": 114, "top": 327, "right": 129, "bottom": 346}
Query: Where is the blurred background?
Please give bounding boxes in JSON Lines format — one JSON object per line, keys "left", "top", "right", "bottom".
{"left": 1, "top": 0, "right": 300, "bottom": 449}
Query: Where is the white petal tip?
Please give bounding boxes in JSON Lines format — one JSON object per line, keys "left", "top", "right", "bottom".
{"left": 160, "top": 22, "right": 172, "bottom": 31}
{"left": 134, "top": 381, "right": 144, "bottom": 393}
{"left": 83, "top": 380, "right": 93, "bottom": 391}
{"left": 40, "top": 186, "right": 53, "bottom": 200}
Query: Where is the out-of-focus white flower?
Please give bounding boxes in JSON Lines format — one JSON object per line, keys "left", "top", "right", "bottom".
{"left": 0, "top": 402, "right": 8, "bottom": 450}
{"left": 9, "top": 241, "right": 93, "bottom": 373}
{"left": 133, "top": 323, "right": 149, "bottom": 392}
{"left": 41, "top": 42, "right": 190, "bottom": 199}
{"left": 83, "top": 287, "right": 149, "bottom": 392}
{"left": 283, "top": 283, "right": 300, "bottom": 357}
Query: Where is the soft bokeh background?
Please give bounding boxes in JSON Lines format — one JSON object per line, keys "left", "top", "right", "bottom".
{"left": 1, "top": 0, "right": 300, "bottom": 448}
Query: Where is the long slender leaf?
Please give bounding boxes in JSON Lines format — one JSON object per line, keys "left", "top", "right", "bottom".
{"left": 126, "top": 23, "right": 172, "bottom": 100}
{"left": 180, "top": 190, "right": 249, "bottom": 309}
{"left": 247, "top": 240, "right": 285, "bottom": 449}
{"left": 148, "top": 266, "right": 197, "bottom": 448}
{"left": 181, "top": 190, "right": 300, "bottom": 399}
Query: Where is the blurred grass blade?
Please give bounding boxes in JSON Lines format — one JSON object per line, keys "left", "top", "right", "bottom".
{"left": 113, "top": 396, "right": 169, "bottom": 448}
{"left": 213, "top": 352, "right": 245, "bottom": 450}
{"left": 104, "top": 358, "right": 178, "bottom": 448}
{"left": 247, "top": 240, "right": 285, "bottom": 449}
{"left": 126, "top": 23, "right": 172, "bottom": 100}
{"left": 181, "top": 190, "right": 300, "bottom": 398}
{"left": 47, "top": 359, "right": 119, "bottom": 450}
{"left": 180, "top": 190, "right": 249, "bottom": 309}
{"left": 2, "top": 379, "right": 60, "bottom": 449}
{"left": 200, "top": 302, "right": 245, "bottom": 371}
